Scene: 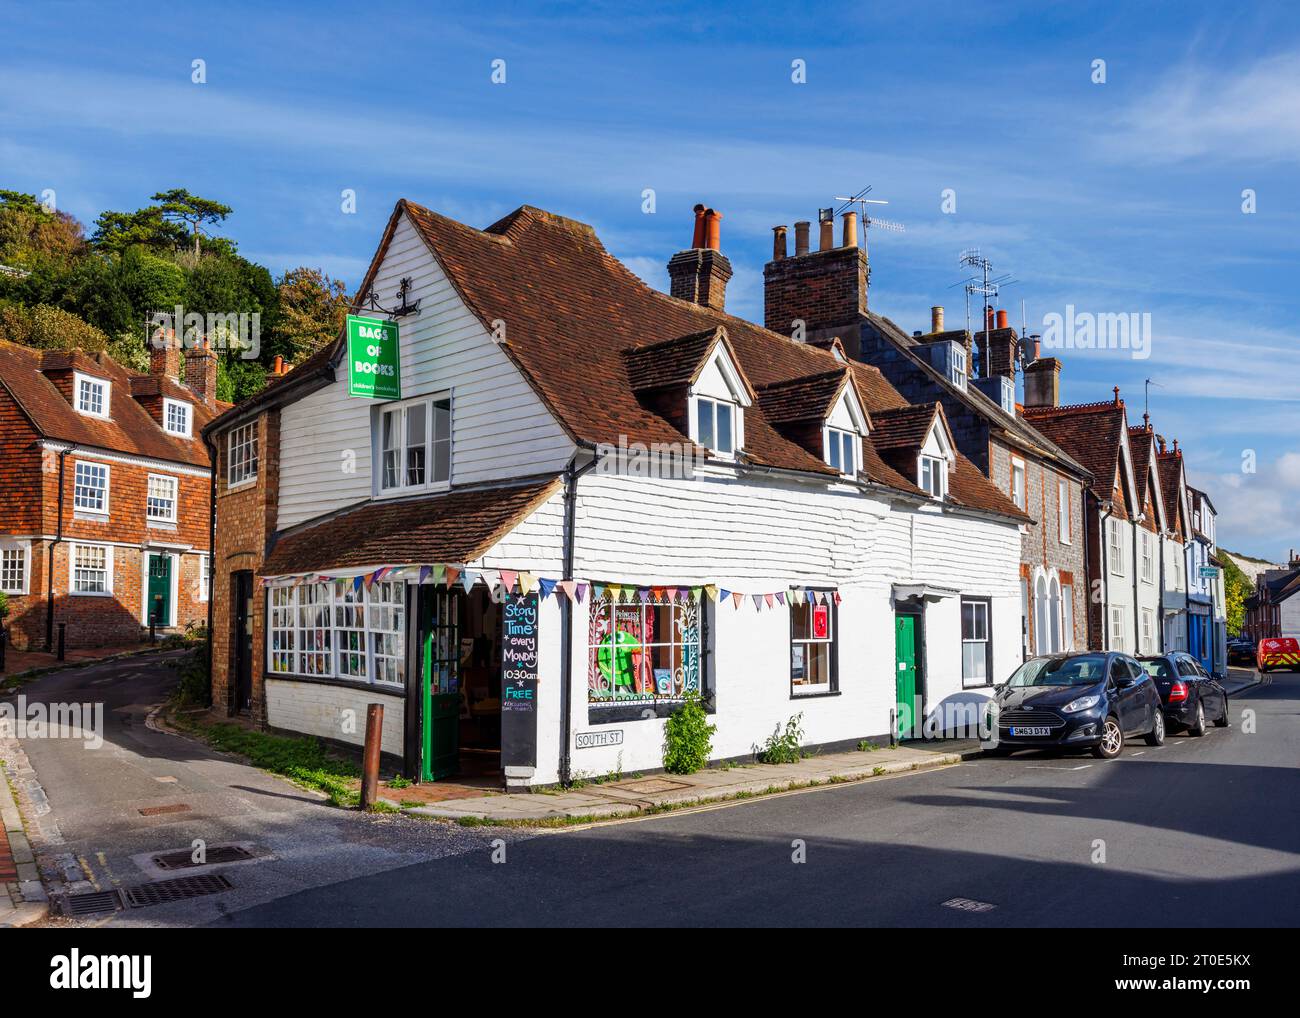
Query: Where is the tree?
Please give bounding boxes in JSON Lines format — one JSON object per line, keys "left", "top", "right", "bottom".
{"left": 91, "top": 205, "right": 189, "bottom": 254}
{"left": 151, "top": 189, "right": 232, "bottom": 256}
{"left": 0, "top": 302, "right": 110, "bottom": 352}
{"left": 0, "top": 190, "right": 86, "bottom": 268}
{"left": 272, "top": 267, "right": 350, "bottom": 361}
{"left": 1220, "top": 556, "right": 1251, "bottom": 638}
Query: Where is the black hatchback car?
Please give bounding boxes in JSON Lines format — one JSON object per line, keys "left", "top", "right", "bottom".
{"left": 984, "top": 652, "right": 1165, "bottom": 758}
{"left": 1138, "top": 652, "right": 1230, "bottom": 736}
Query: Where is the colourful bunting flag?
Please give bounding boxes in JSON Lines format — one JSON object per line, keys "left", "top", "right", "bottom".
{"left": 539, "top": 577, "right": 557, "bottom": 600}
{"left": 500, "top": 569, "right": 518, "bottom": 593}
{"left": 731, "top": 591, "right": 743, "bottom": 609}
{"left": 776, "top": 591, "right": 786, "bottom": 606}
{"left": 445, "top": 566, "right": 461, "bottom": 589}
{"left": 752, "top": 593, "right": 764, "bottom": 610}
{"left": 461, "top": 569, "right": 478, "bottom": 593}
{"left": 705, "top": 584, "right": 719, "bottom": 603}
{"left": 575, "top": 582, "right": 588, "bottom": 604}
{"left": 418, "top": 565, "right": 432, "bottom": 584}
{"left": 764, "top": 592, "right": 775, "bottom": 609}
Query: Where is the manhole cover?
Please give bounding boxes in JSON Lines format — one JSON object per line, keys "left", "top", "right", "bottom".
{"left": 941, "top": 897, "right": 997, "bottom": 914}
{"left": 124, "top": 873, "right": 232, "bottom": 908}
{"left": 152, "top": 845, "right": 252, "bottom": 870}
{"left": 62, "top": 889, "right": 124, "bottom": 917}
{"left": 614, "top": 778, "right": 691, "bottom": 794}
{"left": 138, "top": 803, "right": 191, "bottom": 816}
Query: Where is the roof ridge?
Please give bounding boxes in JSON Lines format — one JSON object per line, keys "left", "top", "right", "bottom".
{"left": 1023, "top": 399, "right": 1124, "bottom": 418}
{"left": 754, "top": 366, "right": 847, "bottom": 391}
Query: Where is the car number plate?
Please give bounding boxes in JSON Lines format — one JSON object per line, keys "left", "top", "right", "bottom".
{"left": 1009, "top": 726, "right": 1051, "bottom": 737}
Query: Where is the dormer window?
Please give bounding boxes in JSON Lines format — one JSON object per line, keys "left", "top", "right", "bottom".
{"left": 163, "top": 397, "right": 192, "bottom": 437}
{"left": 950, "top": 347, "right": 968, "bottom": 389}
{"left": 695, "top": 397, "right": 735, "bottom": 456}
{"left": 919, "top": 454, "right": 947, "bottom": 498}
{"left": 825, "top": 427, "right": 858, "bottom": 476}
{"left": 75, "top": 371, "right": 110, "bottom": 418}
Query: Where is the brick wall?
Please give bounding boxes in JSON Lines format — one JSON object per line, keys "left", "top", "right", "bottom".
{"left": 210, "top": 410, "right": 280, "bottom": 721}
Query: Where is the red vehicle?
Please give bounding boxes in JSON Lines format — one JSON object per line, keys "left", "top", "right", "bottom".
{"left": 1257, "top": 637, "right": 1300, "bottom": 673}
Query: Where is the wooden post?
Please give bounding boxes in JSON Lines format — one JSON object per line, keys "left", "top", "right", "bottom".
{"left": 359, "top": 702, "right": 384, "bottom": 810}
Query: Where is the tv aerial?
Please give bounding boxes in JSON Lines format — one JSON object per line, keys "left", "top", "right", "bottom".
{"left": 951, "top": 248, "right": 1016, "bottom": 360}
{"left": 832, "top": 186, "right": 905, "bottom": 257}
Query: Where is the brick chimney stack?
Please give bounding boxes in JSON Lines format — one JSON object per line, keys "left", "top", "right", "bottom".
{"left": 1023, "top": 357, "right": 1062, "bottom": 408}
{"left": 184, "top": 341, "right": 219, "bottom": 409}
{"left": 150, "top": 331, "right": 182, "bottom": 381}
{"left": 667, "top": 204, "right": 732, "bottom": 312}
{"left": 764, "top": 207, "right": 869, "bottom": 335}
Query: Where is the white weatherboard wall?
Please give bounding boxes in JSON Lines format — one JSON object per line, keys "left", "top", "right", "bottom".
{"left": 1136, "top": 526, "right": 1162, "bottom": 654}
{"left": 1161, "top": 535, "right": 1187, "bottom": 651}
{"left": 1280, "top": 594, "right": 1300, "bottom": 636}
{"left": 265, "top": 678, "right": 405, "bottom": 758}
{"left": 276, "top": 212, "right": 574, "bottom": 530}
{"left": 505, "top": 470, "right": 1023, "bottom": 783}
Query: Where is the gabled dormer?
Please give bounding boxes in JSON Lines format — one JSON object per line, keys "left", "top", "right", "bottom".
{"left": 624, "top": 325, "right": 755, "bottom": 459}
{"left": 755, "top": 368, "right": 870, "bottom": 478}
{"left": 40, "top": 350, "right": 113, "bottom": 420}
{"left": 868, "top": 402, "right": 956, "bottom": 500}
{"left": 130, "top": 376, "right": 195, "bottom": 438}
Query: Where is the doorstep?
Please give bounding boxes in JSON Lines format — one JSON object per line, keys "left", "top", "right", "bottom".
{"left": 403, "top": 742, "right": 969, "bottom": 824}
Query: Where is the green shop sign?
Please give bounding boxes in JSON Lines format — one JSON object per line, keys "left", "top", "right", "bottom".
{"left": 346, "top": 315, "right": 401, "bottom": 400}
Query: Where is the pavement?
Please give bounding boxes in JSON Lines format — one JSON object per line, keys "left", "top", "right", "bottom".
{"left": 1, "top": 640, "right": 165, "bottom": 679}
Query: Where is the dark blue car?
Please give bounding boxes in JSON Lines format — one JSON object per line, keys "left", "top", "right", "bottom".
{"left": 1138, "top": 652, "right": 1230, "bottom": 736}
{"left": 984, "top": 651, "right": 1165, "bottom": 759}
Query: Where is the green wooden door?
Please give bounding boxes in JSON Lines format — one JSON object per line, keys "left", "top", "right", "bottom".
{"left": 421, "top": 590, "right": 460, "bottom": 782}
{"left": 895, "top": 614, "right": 918, "bottom": 740}
{"left": 147, "top": 554, "right": 171, "bottom": 627}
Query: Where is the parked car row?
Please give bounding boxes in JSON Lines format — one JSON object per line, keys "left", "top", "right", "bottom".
{"left": 984, "top": 650, "right": 1230, "bottom": 759}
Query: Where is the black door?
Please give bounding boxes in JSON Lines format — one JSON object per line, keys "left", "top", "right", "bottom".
{"left": 233, "top": 570, "right": 254, "bottom": 713}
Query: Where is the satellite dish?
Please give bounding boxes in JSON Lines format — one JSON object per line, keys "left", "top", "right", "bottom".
{"left": 1018, "top": 335, "right": 1038, "bottom": 367}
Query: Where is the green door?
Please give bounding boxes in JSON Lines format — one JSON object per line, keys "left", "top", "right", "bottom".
{"left": 895, "top": 614, "right": 918, "bottom": 740}
{"left": 147, "top": 554, "right": 171, "bottom": 627}
{"left": 421, "top": 589, "right": 460, "bottom": 781}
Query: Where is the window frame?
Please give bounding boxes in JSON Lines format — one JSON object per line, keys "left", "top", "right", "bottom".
{"left": 266, "top": 579, "right": 407, "bottom": 687}
{"left": 1141, "top": 606, "right": 1155, "bottom": 654}
{"left": 588, "top": 591, "right": 707, "bottom": 709}
{"left": 1141, "top": 530, "right": 1154, "bottom": 583}
{"left": 919, "top": 454, "right": 946, "bottom": 499}
{"left": 960, "top": 596, "right": 993, "bottom": 688}
{"left": 950, "top": 346, "right": 968, "bottom": 389}
{"left": 825, "top": 426, "right": 858, "bottom": 477}
{"left": 790, "top": 591, "right": 839, "bottom": 697}
{"left": 1110, "top": 605, "right": 1126, "bottom": 652}
{"left": 146, "top": 473, "right": 179, "bottom": 524}
{"left": 1057, "top": 477, "right": 1072, "bottom": 544}
{"left": 197, "top": 553, "right": 209, "bottom": 602}
{"left": 1108, "top": 518, "right": 1125, "bottom": 575}
{"left": 73, "top": 371, "right": 110, "bottom": 419}
{"left": 1010, "top": 456, "right": 1026, "bottom": 510}
{"left": 227, "top": 421, "right": 259, "bottom": 489}
{"left": 377, "top": 392, "right": 453, "bottom": 495}
{"left": 73, "top": 460, "right": 110, "bottom": 516}
{"left": 0, "top": 542, "right": 29, "bottom": 595}
{"left": 69, "top": 541, "right": 113, "bottom": 596}
{"left": 163, "top": 397, "right": 192, "bottom": 438}
{"left": 691, "top": 395, "right": 739, "bottom": 459}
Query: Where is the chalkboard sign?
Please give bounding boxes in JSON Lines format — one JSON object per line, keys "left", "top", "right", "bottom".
{"left": 501, "top": 590, "right": 539, "bottom": 768}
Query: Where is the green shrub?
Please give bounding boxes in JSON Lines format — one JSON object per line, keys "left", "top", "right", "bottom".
{"left": 759, "top": 713, "right": 805, "bottom": 764}
{"left": 663, "top": 692, "right": 716, "bottom": 774}
{"left": 171, "top": 645, "right": 211, "bottom": 706}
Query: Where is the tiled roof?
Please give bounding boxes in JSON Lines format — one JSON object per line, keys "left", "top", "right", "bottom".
{"left": 1023, "top": 400, "right": 1129, "bottom": 498}
{"left": 0, "top": 339, "right": 217, "bottom": 468}
{"left": 1156, "top": 451, "right": 1186, "bottom": 537}
{"left": 868, "top": 404, "right": 940, "bottom": 450}
{"left": 232, "top": 201, "right": 1027, "bottom": 524}
{"left": 1128, "top": 427, "right": 1154, "bottom": 505}
{"left": 264, "top": 477, "right": 561, "bottom": 576}
{"left": 755, "top": 369, "right": 849, "bottom": 424}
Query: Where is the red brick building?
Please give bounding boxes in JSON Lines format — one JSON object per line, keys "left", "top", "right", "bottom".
{"left": 0, "top": 339, "right": 222, "bottom": 650}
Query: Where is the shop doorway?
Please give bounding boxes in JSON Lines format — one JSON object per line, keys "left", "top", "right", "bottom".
{"left": 418, "top": 585, "right": 503, "bottom": 784}
{"left": 232, "top": 570, "right": 254, "bottom": 714}
{"left": 894, "top": 610, "right": 922, "bottom": 740}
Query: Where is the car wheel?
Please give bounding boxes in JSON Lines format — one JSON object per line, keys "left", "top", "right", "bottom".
{"left": 1214, "top": 695, "right": 1230, "bottom": 728}
{"left": 1145, "top": 710, "right": 1166, "bottom": 746}
{"left": 1188, "top": 701, "right": 1206, "bottom": 737}
{"left": 1092, "top": 716, "right": 1124, "bottom": 759}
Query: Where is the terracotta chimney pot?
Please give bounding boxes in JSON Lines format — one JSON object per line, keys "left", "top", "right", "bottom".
{"left": 841, "top": 211, "right": 858, "bottom": 248}
{"left": 704, "top": 209, "right": 721, "bottom": 251}
{"left": 930, "top": 306, "right": 944, "bottom": 333}
{"left": 819, "top": 218, "right": 834, "bottom": 252}
{"left": 772, "top": 225, "right": 787, "bottom": 261}
{"left": 691, "top": 204, "right": 706, "bottom": 249}
{"left": 996, "top": 308, "right": 1009, "bottom": 330}
{"left": 794, "top": 221, "right": 810, "bottom": 257}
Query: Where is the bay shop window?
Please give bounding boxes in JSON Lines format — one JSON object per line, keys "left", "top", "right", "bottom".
{"left": 588, "top": 592, "right": 704, "bottom": 709}
{"left": 269, "top": 579, "right": 406, "bottom": 685}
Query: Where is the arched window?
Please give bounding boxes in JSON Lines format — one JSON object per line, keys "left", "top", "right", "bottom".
{"left": 1034, "top": 575, "right": 1049, "bottom": 655}
{"left": 1049, "top": 577, "right": 1062, "bottom": 653}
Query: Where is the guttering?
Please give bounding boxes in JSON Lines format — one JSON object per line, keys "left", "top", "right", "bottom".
{"left": 45, "top": 444, "right": 75, "bottom": 651}
{"left": 1098, "top": 497, "right": 1113, "bottom": 650}
{"left": 1132, "top": 513, "right": 1143, "bottom": 653}
{"left": 558, "top": 443, "right": 598, "bottom": 788}
{"left": 203, "top": 430, "right": 217, "bottom": 702}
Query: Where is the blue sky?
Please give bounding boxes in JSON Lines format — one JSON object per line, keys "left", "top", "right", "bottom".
{"left": 3, "top": 1, "right": 1297, "bottom": 560}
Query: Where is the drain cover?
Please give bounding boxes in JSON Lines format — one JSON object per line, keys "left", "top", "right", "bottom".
{"left": 138, "top": 803, "right": 192, "bottom": 816}
{"left": 941, "top": 897, "right": 997, "bottom": 914}
{"left": 62, "top": 889, "right": 125, "bottom": 917}
{"left": 152, "top": 845, "right": 252, "bottom": 870}
{"left": 124, "top": 873, "right": 232, "bottom": 908}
